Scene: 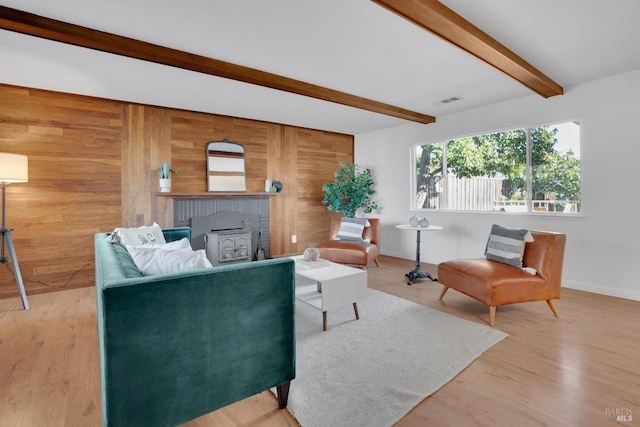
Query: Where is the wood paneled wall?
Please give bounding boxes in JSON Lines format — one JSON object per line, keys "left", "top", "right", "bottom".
{"left": 0, "top": 85, "right": 122, "bottom": 298}
{"left": 0, "top": 84, "right": 353, "bottom": 299}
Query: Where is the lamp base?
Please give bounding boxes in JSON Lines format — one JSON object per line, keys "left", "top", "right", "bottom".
{"left": 0, "top": 228, "right": 29, "bottom": 309}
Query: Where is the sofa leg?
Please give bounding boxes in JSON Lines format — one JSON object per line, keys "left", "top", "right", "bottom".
{"left": 439, "top": 286, "right": 450, "bottom": 300}
{"left": 276, "top": 381, "right": 291, "bottom": 409}
{"left": 489, "top": 306, "right": 496, "bottom": 326}
{"left": 546, "top": 299, "right": 560, "bottom": 318}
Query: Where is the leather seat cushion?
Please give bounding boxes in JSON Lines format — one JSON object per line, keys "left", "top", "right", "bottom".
{"left": 317, "top": 240, "right": 378, "bottom": 266}
{"left": 438, "top": 258, "right": 547, "bottom": 306}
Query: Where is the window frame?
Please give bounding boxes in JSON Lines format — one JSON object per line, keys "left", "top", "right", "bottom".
{"left": 411, "top": 119, "right": 583, "bottom": 216}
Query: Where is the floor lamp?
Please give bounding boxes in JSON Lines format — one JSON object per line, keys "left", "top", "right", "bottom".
{"left": 0, "top": 152, "right": 29, "bottom": 310}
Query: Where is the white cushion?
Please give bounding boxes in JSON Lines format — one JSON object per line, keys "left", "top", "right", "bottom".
{"left": 126, "top": 242, "right": 212, "bottom": 276}
{"left": 106, "top": 222, "right": 166, "bottom": 247}
{"left": 485, "top": 224, "right": 534, "bottom": 268}
{"left": 153, "top": 238, "right": 192, "bottom": 251}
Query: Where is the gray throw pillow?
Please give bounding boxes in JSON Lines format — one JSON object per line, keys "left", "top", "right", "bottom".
{"left": 336, "top": 218, "right": 367, "bottom": 241}
{"left": 485, "top": 224, "right": 533, "bottom": 268}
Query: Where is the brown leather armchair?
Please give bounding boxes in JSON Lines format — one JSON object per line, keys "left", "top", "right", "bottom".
{"left": 317, "top": 218, "right": 380, "bottom": 269}
{"left": 438, "top": 231, "right": 566, "bottom": 326}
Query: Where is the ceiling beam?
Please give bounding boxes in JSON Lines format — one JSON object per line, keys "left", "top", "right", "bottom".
{"left": 0, "top": 5, "right": 435, "bottom": 125}
{"left": 372, "top": 0, "right": 563, "bottom": 98}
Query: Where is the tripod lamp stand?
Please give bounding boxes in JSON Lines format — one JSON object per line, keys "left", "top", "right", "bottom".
{"left": 0, "top": 152, "right": 29, "bottom": 310}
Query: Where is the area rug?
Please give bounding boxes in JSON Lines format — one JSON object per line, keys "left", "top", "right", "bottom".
{"left": 276, "top": 288, "right": 507, "bottom": 427}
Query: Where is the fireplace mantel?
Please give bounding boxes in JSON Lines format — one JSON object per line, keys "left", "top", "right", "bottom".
{"left": 156, "top": 192, "right": 280, "bottom": 199}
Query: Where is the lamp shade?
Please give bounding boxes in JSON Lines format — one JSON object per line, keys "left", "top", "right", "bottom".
{"left": 0, "top": 153, "right": 28, "bottom": 184}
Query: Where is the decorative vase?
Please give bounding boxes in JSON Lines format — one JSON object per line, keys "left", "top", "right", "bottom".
{"left": 303, "top": 247, "right": 320, "bottom": 262}
{"left": 419, "top": 217, "right": 429, "bottom": 227}
{"left": 159, "top": 178, "right": 171, "bottom": 192}
{"left": 409, "top": 215, "right": 420, "bottom": 227}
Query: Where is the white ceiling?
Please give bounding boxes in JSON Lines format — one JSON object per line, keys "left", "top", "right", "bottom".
{"left": 1, "top": 0, "right": 639, "bottom": 135}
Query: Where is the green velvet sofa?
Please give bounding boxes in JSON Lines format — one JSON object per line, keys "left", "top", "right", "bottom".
{"left": 94, "top": 227, "right": 296, "bottom": 427}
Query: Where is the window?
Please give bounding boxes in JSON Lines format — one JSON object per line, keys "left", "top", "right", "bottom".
{"left": 414, "top": 121, "right": 581, "bottom": 213}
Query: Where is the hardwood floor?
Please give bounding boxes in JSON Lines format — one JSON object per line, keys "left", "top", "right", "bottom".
{"left": 1, "top": 255, "right": 638, "bottom": 426}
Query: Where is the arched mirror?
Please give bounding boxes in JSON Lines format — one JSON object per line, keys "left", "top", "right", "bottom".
{"left": 206, "top": 139, "right": 246, "bottom": 192}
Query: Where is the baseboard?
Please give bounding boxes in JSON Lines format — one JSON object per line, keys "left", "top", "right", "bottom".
{"left": 381, "top": 251, "right": 640, "bottom": 303}
{"left": 381, "top": 250, "right": 415, "bottom": 261}
{"left": 562, "top": 280, "right": 640, "bottom": 302}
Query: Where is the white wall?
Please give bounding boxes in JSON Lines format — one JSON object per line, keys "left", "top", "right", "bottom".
{"left": 355, "top": 69, "right": 640, "bottom": 301}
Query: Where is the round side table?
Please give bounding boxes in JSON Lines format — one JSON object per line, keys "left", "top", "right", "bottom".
{"left": 395, "top": 224, "right": 443, "bottom": 285}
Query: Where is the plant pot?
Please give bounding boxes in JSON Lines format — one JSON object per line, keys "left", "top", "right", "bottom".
{"left": 159, "top": 178, "right": 171, "bottom": 192}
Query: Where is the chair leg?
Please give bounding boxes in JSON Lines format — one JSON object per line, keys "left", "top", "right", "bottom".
{"left": 439, "top": 286, "right": 449, "bottom": 300}
{"left": 489, "top": 306, "right": 496, "bottom": 326}
{"left": 374, "top": 258, "right": 380, "bottom": 267}
{"left": 546, "top": 299, "right": 560, "bottom": 318}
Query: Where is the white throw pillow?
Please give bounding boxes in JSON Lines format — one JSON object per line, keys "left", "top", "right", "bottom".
{"left": 152, "top": 238, "right": 192, "bottom": 251}
{"left": 126, "top": 245, "right": 212, "bottom": 276}
{"left": 106, "top": 222, "right": 166, "bottom": 247}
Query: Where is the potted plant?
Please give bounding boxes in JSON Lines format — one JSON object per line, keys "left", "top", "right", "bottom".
{"left": 322, "top": 162, "right": 378, "bottom": 218}
{"left": 158, "top": 160, "right": 181, "bottom": 192}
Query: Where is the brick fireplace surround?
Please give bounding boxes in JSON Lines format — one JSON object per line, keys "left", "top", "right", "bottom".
{"left": 173, "top": 196, "right": 271, "bottom": 262}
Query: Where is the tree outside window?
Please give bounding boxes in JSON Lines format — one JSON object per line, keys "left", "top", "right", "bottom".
{"left": 415, "top": 121, "right": 581, "bottom": 213}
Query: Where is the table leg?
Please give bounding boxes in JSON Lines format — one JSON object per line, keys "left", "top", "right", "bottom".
{"left": 405, "top": 229, "right": 437, "bottom": 285}
{"left": 323, "top": 311, "right": 327, "bottom": 331}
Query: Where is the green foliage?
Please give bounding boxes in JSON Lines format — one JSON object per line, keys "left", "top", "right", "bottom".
{"left": 533, "top": 149, "right": 581, "bottom": 200}
{"left": 416, "top": 125, "right": 581, "bottom": 208}
{"left": 158, "top": 160, "right": 181, "bottom": 179}
{"left": 322, "top": 162, "right": 378, "bottom": 218}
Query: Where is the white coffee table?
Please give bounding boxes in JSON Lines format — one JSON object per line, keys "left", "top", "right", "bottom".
{"left": 291, "top": 256, "right": 367, "bottom": 331}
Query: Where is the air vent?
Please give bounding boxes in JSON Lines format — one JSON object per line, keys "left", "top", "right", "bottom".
{"left": 439, "top": 96, "right": 463, "bottom": 104}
